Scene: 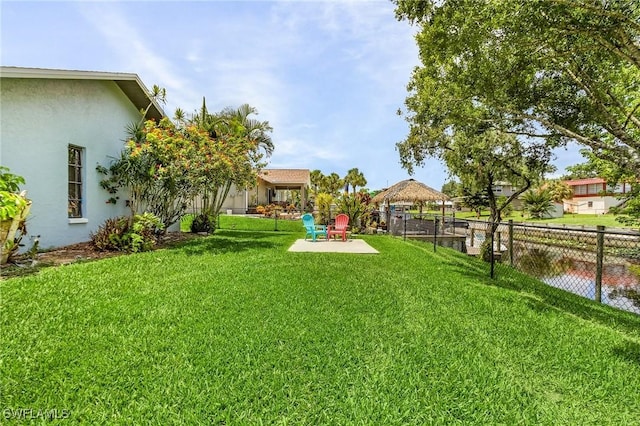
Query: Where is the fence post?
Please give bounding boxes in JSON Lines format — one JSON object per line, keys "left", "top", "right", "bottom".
{"left": 595, "top": 225, "right": 605, "bottom": 303}
{"left": 508, "top": 220, "right": 514, "bottom": 267}
{"left": 470, "top": 226, "right": 475, "bottom": 247}
{"left": 403, "top": 213, "right": 407, "bottom": 241}
{"left": 490, "top": 220, "right": 495, "bottom": 279}
{"left": 434, "top": 216, "right": 438, "bottom": 252}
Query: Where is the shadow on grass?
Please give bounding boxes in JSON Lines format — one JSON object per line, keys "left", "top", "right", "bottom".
{"left": 170, "top": 232, "right": 280, "bottom": 256}
{"left": 612, "top": 340, "right": 640, "bottom": 365}
{"left": 430, "top": 249, "right": 640, "bottom": 338}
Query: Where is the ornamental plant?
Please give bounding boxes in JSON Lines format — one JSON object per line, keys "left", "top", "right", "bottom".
{"left": 91, "top": 213, "right": 164, "bottom": 253}
{"left": 1, "top": 167, "right": 31, "bottom": 263}
{"left": 0, "top": 167, "right": 28, "bottom": 221}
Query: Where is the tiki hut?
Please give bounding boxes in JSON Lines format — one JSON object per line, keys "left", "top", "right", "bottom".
{"left": 371, "top": 179, "right": 450, "bottom": 225}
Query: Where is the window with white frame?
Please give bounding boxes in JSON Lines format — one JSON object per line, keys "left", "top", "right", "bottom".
{"left": 68, "top": 145, "right": 84, "bottom": 218}
{"left": 574, "top": 185, "right": 587, "bottom": 195}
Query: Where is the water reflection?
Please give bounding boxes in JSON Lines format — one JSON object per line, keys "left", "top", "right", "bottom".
{"left": 511, "top": 245, "right": 640, "bottom": 315}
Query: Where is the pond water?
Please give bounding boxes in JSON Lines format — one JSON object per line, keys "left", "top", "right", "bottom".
{"left": 510, "top": 243, "right": 640, "bottom": 315}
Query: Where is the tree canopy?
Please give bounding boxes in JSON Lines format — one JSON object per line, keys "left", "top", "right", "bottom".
{"left": 394, "top": 0, "right": 640, "bottom": 178}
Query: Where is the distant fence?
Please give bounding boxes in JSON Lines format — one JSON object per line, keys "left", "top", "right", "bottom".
{"left": 391, "top": 213, "right": 640, "bottom": 315}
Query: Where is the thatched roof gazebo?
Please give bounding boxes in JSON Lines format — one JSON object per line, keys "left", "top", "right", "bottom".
{"left": 372, "top": 178, "right": 450, "bottom": 226}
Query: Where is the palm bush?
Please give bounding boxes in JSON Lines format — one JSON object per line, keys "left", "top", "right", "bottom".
{"left": 522, "top": 188, "right": 554, "bottom": 219}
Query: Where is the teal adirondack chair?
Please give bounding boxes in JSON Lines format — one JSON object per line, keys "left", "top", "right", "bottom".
{"left": 301, "top": 213, "right": 327, "bottom": 242}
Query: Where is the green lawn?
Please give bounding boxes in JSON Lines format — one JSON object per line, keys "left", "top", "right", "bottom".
{"left": 434, "top": 210, "right": 635, "bottom": 229}
{"left": 2, "top": 224, "right": 639, "bottom": 424}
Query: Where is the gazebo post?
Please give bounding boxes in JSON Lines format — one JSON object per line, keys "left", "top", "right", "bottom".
{"left": 386, "top": 199, "right": 391, "bottom": 230}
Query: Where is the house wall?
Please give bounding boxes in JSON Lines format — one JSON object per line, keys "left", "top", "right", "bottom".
{"left": 219, "top": 185, "right": 249, "bottom": 214}
{"left": 564, "top": 196, "right": 619, "bottom": 215}
{"left": 1, "top": 78, "right": 138, "bottom": 248}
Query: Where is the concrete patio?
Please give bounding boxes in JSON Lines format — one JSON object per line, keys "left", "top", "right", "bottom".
{"left": 288, "top": 239, "right": 379, "bottom": 254}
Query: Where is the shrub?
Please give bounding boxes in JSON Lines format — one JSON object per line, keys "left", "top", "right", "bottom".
{"left": 91, "top": 217, "right": 128, "bottom": 251}
{"left": 522, "top": 188, "right": 553, "bottom": 219}
{"left": 190, "top": 213, "right": 215, "bottom": 233}
{"left": 91, "top": 213, "right": 164, "bottom": 252}
{"left": 130, "top": 213, "right": 165, "bottom": 252}
{"left": 1, "top": 167, "right": 31, "bottom": 264}
{"left": 0, "top": 167, "right": 28, "bottom": 221}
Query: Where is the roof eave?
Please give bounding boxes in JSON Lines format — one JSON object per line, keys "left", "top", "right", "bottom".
{"left": 0, "top": 66, "right": 165, "bottom": 121}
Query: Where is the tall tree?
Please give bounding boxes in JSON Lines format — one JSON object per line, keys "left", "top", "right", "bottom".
{"left": 189, "top": 101, "right": 273, "bottom": 226}
{"left": 310, "top": 169, "right": 325, "bottom": 197}
{"left": 442, "top": 130, "right": 552, "bottom": 226}
{"left": 322, "top": 172, "right": 344, "bottom": 197}
{"left": 394, "top": 0, "right": 640, "bottom": 179}
{"left": 344, "top": 168, "right": 368, "bottom": 194}
{"left": 441, "top": 180, "right": 460, "bottom": 199}
{"left": 546, "top": 179, "right": 573, "bottom": 204}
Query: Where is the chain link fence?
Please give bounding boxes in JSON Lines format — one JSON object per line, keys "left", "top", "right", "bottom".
{"left": 390, "top": 212, "right": 640, "bottom": 315}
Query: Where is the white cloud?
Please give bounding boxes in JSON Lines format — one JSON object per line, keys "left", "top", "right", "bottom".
{"left": 76, "top": 2, "right": 199, "bottom": 114}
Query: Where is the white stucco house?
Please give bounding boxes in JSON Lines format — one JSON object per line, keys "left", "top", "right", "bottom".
{"left": 563, "top": 177, "right": 630, "bottom": 214}
{"left": 220, "top": 169, "right": 311, "bottom": 214}
{"left": 0, "top": 66, "right": 164, "bottom": 249}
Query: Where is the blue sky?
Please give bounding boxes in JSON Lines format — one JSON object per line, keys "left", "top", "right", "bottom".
{"left": 1, "top": 0, "right": 583, "bottom": 191}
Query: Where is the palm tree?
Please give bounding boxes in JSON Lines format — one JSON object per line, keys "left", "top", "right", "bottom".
{"left": 322, "top": 173, "right": 343, "bottom": 197}
{"left": 188, "top": 101, "right": 274, "bottom": 227}
{"left": 218, "top": 103, "right": 274, "bottom": 157}
{"left": 344, "top": 168, "right": 367, "bottom": 194}
{"left": 310, "top": 170, "right": 324, "bottom": 197}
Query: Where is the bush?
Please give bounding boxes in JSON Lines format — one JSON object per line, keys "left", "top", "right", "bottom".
{"left": 91, "top": 217, "right": 127, "bottom": 251}
{"left": 91, "top": 213, "right": 164, "bottom": 252}
{"left": 190, "top": 213, "right": 215, "bottom": 233}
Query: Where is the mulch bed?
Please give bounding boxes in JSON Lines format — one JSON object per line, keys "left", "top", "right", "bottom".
{"left": 1, "top": 232, "right": 203, "bottom": 277}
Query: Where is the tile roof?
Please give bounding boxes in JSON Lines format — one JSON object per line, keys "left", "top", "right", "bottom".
{"left": 258, "top": 169, "right": 310, "bottom": 185}
{"left": 563, "top": 178, "right": 607, "bottom": 186}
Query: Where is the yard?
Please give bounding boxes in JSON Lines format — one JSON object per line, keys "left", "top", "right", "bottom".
{"left": 1, "top": 219, "right": 639, "bottom": 424}
{"left": 444, "top": 210, "right": 635, "bottom": 229}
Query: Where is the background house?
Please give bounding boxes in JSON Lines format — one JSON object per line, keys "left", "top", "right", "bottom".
{"left": 0, "top": 66, "right": 164, "bottom": 249}
{"left": 563, "top": 178, "right": 630, "bottom": 214}
{"left": 222, "top": 169, "right": 311, "bottom": 214}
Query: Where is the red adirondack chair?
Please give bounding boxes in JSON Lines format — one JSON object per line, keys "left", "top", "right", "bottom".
{"left": 327, "top": 214, "right": 349, "bottom": 241}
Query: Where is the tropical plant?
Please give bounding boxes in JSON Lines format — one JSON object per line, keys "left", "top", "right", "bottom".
{"left": 336, "top": 193, "right": 371, "bottom": 229}
{"left": 1, "top": 167, "right": 31, "bottom": 264}
{"left": 322, "top": 173, "right": 344, "bottom": 197}
{"left": 91, "top": 213, "right": 164, "bottom": 252}
{"left": 343, "top": 168, "right": 367, "bottom": 195}
{"left": 97, "top": 118, "right": 195, "bottom": 229}
{"left": 188, "top": 101, "right": 273, "bottom": 223}
{"left": 190, "top": 213, "right": 215, "bottom": 234}
{"left": 546, "top": 179, "right": 573, "bottom": 204}
{"left": 310, "top": 170, "right": 324, "bottom": 198}
{"left": 522, "top": 189, "right": 554, "bottom": 219}
{"left": 314, "top": 193, "right": 333, "bottom": 225}
{"left": 0, "top": 169, "right": 27, "bottom": 221}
